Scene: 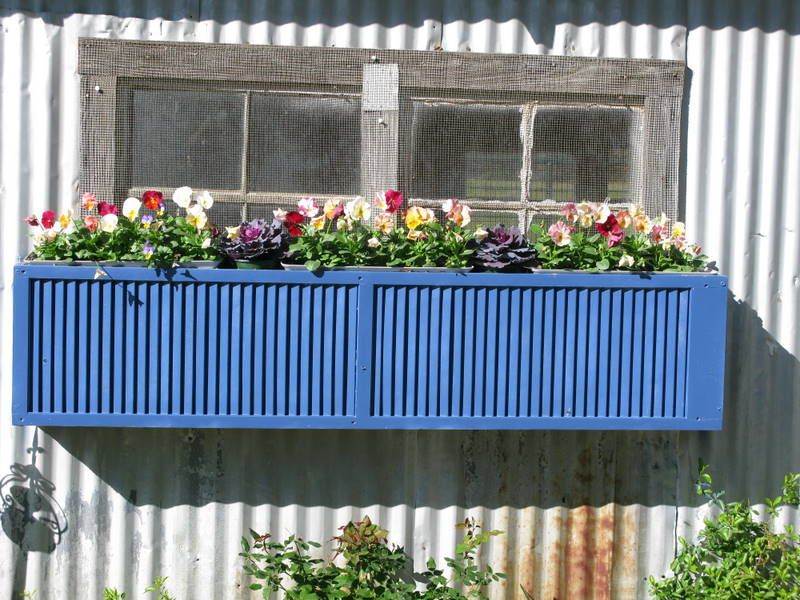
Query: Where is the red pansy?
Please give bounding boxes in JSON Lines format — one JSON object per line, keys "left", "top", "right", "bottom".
{"left": 41, "top": 210, "right": 56, "bottom": 229}
{"left": 384, "top": 189, "right": 404, "bottom": 213}
{"left": 285, "top": 211, "right": 304, "bottom": 237}
{"left": 98, "top": 201, "right": 118, "bottom": 216}
{"left": 142, "top": 190, "right": 164, "bottom": 211}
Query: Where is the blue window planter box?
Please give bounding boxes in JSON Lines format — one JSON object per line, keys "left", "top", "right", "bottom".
{"left": 12, "top": 265, "right": 728, "bottom": 429}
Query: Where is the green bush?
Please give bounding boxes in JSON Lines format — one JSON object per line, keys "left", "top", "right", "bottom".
{"left": 649, "top": 464, "right": 800, "bottom": 599}
{"left": 240, "top": 516, "right": 505, "bottom": 599}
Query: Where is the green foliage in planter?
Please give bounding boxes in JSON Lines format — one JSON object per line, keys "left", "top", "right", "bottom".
{"left": 26, "top": 190, "right": 217, "bottom": 267}
{"left": 530, "top": 202, "right": 708, "bottom": 272}
{"left": 103, "top": 576, "right": 174, "bottom": 600}
{"left": 240, "top": 516, "right": 505, "bottom": 599}
{"left": 649, "top": 464, "right": 800, "bottom": 599}
{"left": 287, "top": 218, "right": 475, "bottom": 271}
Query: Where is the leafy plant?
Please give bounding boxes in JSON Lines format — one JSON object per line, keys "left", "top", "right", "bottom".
{"left": 102, "top": 576, "right": 173, "bottom": 600}
{"left": 474, "top": 224, "right": 537, "bottom": 271}
{"left": 144, "top": 576, "right": 175, "bottom": 600}
{"left": 283, "top": 193, "right": 476, "bottom": 270}
{"left": 240, "top": 516, "right": 505, "bottom": 599}
{"left": 531, "top": 202, "right": 708, "bottom": 272}
{"left": 217, "top": 219, "right": 287, "bottom": 263}
{"left": 26, "top": 188, "right": 217, "bottom": 267}
{"left": 649, "top": 463, "right": 800, "bottom": 599}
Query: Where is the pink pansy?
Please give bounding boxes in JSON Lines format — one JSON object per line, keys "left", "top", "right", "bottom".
{"left": 597, "top": 214, "right": 624, "bottom": 247}
{"left": 561, "top": 202, "right": 579, "bottom": 224}
{"left": 297, "top": 197, "right": 319, "bottom": 218}
{"left": 81, "top": 192, "right": 97, "bottom": 212}
{"left": 595, "top": 203, "right": 612, "bottom": 224}
{"left": 41, "top": 210, "right": 56, "bottom": 229}
{"left": 615, "top": 209, "right": 632, "bottom": 229}
{"left": 98, "top": 201, "right": 117, "bottom": 216}
{"left": 548, "top": 221, "right": 573, "bottom": 247}
{"left": 650, "top": 224, "right": 667, "bottom": 244}
{"left": 383, "top": 189, "right": 404, "bottom": 213}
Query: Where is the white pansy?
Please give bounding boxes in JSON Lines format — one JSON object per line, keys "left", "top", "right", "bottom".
{"left": 618, "top": 254, "right": 635, "bottom": 268}
{"left": 173, "top": 186, "right": 194, "bottom": 208}
{"left": 201, "top": 238, "right": 211, "bottom": 249}
{"left": 367, "top": 237, "right": 381, "bottom": 248}
{"left": 100, "top": 213, "right": 118, "bottom": 233}
{"left": 122, "top": 197, "right": 142, "bottom": 221}
{"left": 196, "top": 190, "right": 214, "bottom": 210}
{"left": 185, "top": 204, "right": 207, "bottom": 230}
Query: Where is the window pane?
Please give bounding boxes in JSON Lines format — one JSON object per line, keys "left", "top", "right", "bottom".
{"left": 206, "top": 201, "right": 244, "bottom": 227}
{"left": 131, "top": 89, "right": 245, "bottom": 190}
{"left": 530, "top": 105, "right": 643, "bottom": 203}
{"left": 411, "top": 102, "right": 522, "bottom": 202}
{"left": 248, "top": 94, "right": 361, "bottom": 195}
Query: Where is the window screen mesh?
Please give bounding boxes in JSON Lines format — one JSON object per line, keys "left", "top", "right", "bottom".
{"left": 122, "top": 86, "right": 361, "bottom": 226}
{"left": 408, "top": 101, "right": 644, "bottom": 231}
{"left": 529, "top": 105, "right": 643, "bottom": 204}
{"left": 79, "top": 41, "right": 681, "bottom": 231}
{"left": 410, "top": 102, "right": 522, "bottom": 204}
{"left": 131, "top": 88, "right": 244, "bottom": 190}
{"left": 247, "top": 94, "right": 361, "bottom": 195}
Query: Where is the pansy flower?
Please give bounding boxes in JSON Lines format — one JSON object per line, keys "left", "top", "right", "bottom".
{"left": 561, "top": 202, "right": 579, "bottom": 224}
{"left": 297, "top": 197, "right": 319, "bottom": 218}
{"left": 597, "top": 213, "right": 624, "bottom": 247}
{"left": 324, "top": 199, "right": 344, "bottom": 220}
{"left": 81, "top": 192, "right": 97, "bottom": 212}
{"left": 196, "top": 190, "right": 214, "bottom": 210}
{"left": 311, "top": 215, "right": 325, "bottom": 231}
{"left": 173, "top": 186, "right": 193, "bottom": 209}
{"left": 41, "top": 210, "right": 56, "bottom": 229}
{"left": 344, "top": 198, "right": 371, "bottom": 221}
{"left": 548, "top": 221, "right": 573, "bottom": 247}
{"left": 374, "top": 212, "right": 395, "bottom": 234}
{"left": 405, "top": 206, "right": 435, "bottom": 230}
{"left": 122, "top": 197, "right": 142, "bottom": 221}
{"left": 142, "top": 190, "right": 163, "bottom": 211}
{"left": 98, "top": 201, "right": 118, "bottom": 216}
{"left": 285, "top": 211, "right": 304, "bottom": 236}
{"left": 100, "top": 213, "right": 118, "bottom": 233}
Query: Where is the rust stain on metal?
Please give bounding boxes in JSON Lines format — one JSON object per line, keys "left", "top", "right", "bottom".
{"left": 542, "top": 509, "right": 564, "bottom": 600}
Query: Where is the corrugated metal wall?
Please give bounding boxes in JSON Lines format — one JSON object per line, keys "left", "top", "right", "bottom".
{"left": 1, "top": 1, "right": 798, "bottom": 598}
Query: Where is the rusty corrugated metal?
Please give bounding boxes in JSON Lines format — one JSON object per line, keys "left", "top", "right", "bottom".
{"left": 1, "top": 1, "right": 799, "bottom": 598}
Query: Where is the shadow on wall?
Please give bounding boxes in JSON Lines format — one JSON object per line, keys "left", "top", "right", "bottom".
{"left": 38, "top": 294, "right": 797, "bottom": 514}
{"left": 1, "top": 0, "right": 798, "bottom": 35}
{"left": 1, "top": 430, "right": 68, "bottom": 597}
{"left": 1, "top": 430, "right": 67, "bottom": 553}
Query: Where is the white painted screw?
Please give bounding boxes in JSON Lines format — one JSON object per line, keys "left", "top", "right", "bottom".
{"left": 370, "top": 55, "right": 378, "bottom": 62}
{"left": 94, "top": 85, "right": 101, "bottom": 92}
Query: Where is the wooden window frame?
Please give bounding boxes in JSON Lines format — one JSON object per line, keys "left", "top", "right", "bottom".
{"left": 79, "top": 38, "right": 685, "bottom": 225}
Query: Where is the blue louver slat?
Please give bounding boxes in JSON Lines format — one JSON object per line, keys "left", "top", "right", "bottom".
{"left": 12, "top": 266, "right": 727, "bottom": 429}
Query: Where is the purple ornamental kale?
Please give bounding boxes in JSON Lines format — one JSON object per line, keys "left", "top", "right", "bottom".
{"left": 474, "top": 224, "right": 537, "bottom": 271}
{"left": 217, "top": 219, "right": 287, "bottom": 260}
